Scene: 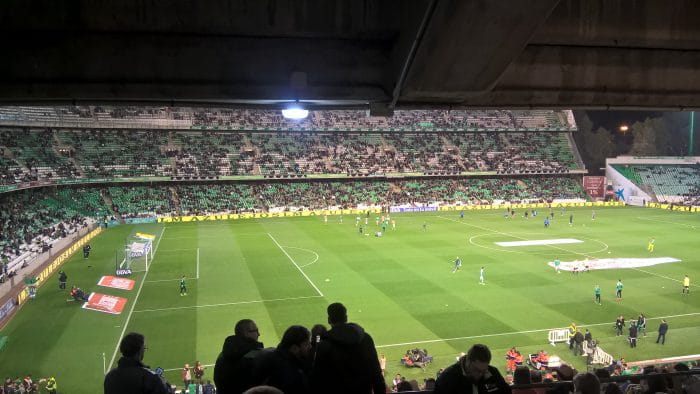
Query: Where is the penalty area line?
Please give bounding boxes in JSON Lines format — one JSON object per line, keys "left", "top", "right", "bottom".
{"left": 133, "top": 295, "right": 323, "bottom": 313}
{"left": 267, "top": 233, "right": 324, "bottom": 297}
{"left": 107, "top": 226, "right": 166, "bottom": 372}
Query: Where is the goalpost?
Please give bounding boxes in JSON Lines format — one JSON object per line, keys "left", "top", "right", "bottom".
{"left": 116, "top": 232, "right": 155, "bottom": 274}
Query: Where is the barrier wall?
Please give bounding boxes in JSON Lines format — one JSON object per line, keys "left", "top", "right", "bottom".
{"left": 439, "top": 201, "right": 624, "bottom": 211}
{"left": 158, "top": 208, "right": 383, "bottom": 222}
{"left": 646, "top": 202, "right": 700, "bottom": 212}
{"left": 158, "top": 202, "right": 625, "bottom": 223}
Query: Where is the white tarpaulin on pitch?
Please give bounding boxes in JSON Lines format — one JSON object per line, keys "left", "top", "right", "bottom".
{"left": 495, "top": 238, "right": 584, "bottom": 247}
{"left": 547, "top": 257, "right": 681, "bottom": 271}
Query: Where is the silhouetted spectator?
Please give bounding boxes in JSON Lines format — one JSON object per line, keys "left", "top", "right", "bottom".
{"left": 104, "top": 332, "right": 169, "bottom": 394}
{"left": 573, "top": 373, "right": 600, "bottom": 394}
{"left": 214, "top": 319, "right": 264, "bottom": 394}
{"left": 252, "top": 325, "right": 311, "bottom": 394}
{"left": 434, "top": 344, "right": 511, "bottom": 394}
{"left": 311, "top": 302, "right": 385, "bottom": 394}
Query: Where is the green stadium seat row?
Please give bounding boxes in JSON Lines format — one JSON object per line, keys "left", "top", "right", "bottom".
{"left": 1, "top": 127, "right": 581, "bottom": 182}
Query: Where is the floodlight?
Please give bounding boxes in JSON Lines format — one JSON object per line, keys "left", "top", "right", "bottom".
{"left": 281, "top": 105, "right": 309, "bottom": 119}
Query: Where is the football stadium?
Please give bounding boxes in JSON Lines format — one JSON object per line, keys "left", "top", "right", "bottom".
{"left": 1, "top": 2, "right": 700, "bottom": 394}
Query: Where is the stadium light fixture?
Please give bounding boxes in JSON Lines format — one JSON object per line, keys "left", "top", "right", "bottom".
{"left": 281, "top": 103, "right": 309, "bottom": 120}
{"left": 619, "top": 125, "right": 629, "bottom": 132}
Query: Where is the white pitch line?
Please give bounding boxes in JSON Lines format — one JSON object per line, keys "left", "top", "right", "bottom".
{"left": 267, "top": 233, "right": 324, "bottom": 297}
{"left": 375, "top": 311, "right": 700, "bottom": 349}
{"left": 133, "top": 295, "right": 323, "bottom": 313}
{"left": 196, "top": 247, "right": 200, "bottom": 279}
{"left": 107, "top": 226, "right": 166, "bottom": 372}
{"left": 632, "top": 268, "right": 700, "bottom": 288}
{"left": 636, "top": 216, "right": 698, "bottom": 229}
{"left": 144, "top": 277, "right": 197, "bottom": 283}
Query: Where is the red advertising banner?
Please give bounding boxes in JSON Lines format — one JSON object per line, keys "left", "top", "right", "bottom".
{"left": 82, "top": 293, "right": 128, "bottom": 315}
{"left": 583, "top": 176, "right": 606, "bottom": 198}
{"left": 98, "top": 276, "right": 135, "bottom": 291}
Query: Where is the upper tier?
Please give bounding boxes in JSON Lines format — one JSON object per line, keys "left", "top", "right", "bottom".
{"left": 0, "top": 107, "right": 576, "bottom": 131}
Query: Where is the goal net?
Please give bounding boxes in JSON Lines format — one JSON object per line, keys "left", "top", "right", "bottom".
{"left": 117, "top": 232, "right": 155, "bottom": 274}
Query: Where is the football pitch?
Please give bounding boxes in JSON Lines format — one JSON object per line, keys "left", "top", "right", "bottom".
{"left": 1, "top": 206, "right": 699, "bottom": 392}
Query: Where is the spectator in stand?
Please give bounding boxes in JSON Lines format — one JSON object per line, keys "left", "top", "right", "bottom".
{"left": 311, "top": 302, "right": 385, "bottom": 394}
{"left": 214, "top": 319, "right": 264, "bottom": 394}
{"left": 434, "top": 344, "right": 511, "bottom": 394}
{"left": 252, "top": 325, "right": 312, "bottom": 394}
{"left": 202, "top": 380, "right": 216, "bottom": 394}
{"left": 547, "top": 365, "right": 576, "bottom": 394}
{"left": 573, "top": 373, "right": 600, "bottom": 394}
{"left": 242, "top": 386, "right": 284, "bottom": 394}
{"left": 513, "top": 366, "right": 538, "bottom": 394}
{"left": 104, "top": 332, "right": 169, "bottom": 394}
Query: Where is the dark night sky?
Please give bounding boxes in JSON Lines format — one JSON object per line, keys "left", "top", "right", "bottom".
{"left": 585, "top": 111, "right": 663, "bottom": 132}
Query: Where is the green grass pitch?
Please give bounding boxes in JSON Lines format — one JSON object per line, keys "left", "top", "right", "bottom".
{"left": 1, "top": 206, "right": 699, "bottom": 392}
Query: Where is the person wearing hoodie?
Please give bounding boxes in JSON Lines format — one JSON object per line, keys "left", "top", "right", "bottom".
{"left": 311, "top": 302, "right": 386, "bottom": 394}
{"left": 252, "top": 325, "right": 312, "bottom": 394}
{"left": 104, "top": 332, "right": 169, "bottom": 394}
{"left": 214, "top": 319, "right": 264, "bottom": 394}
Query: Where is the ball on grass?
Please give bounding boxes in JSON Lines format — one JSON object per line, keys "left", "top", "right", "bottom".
{"left": 608, "top": 251, "right": 611, "bottom": 254}
{"left": 325, "top": 278, "right": 330, "bottom": 282}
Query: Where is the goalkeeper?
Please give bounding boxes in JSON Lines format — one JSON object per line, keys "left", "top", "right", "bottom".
{"left": 179, "top": 276, "right": 188, "bottom": 296}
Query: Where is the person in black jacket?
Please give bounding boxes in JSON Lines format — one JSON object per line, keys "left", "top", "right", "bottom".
{"left": 58, "top": 271, "right": 67, "bottom": 290}
{"left": 434, "top": 344, "right": 511, "bottom": 394}
{"left": 104, "top": 332, "right": 169, "bottom": 394}
{"left": 628, "top": 321, "right": 638, "bottom": 348}
{"left": 252, "top": 325, "right": 312, "bottom": 394}
{"left": 311, "top": 302, "right": 386, "bottom": 394}
{"left": 214, "top": 319, "right": 264, "bottom": 394}
{"left": 573, "top": 331, "right": 584, "bottom": 356}
{"left": 656, "top": 319, "right": 668, "bottom": 344}
{"left": 615, "top": 315, "right": 625, "bottom": 336}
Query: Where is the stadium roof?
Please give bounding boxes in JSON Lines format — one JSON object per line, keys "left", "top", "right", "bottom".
{"left": 1, "top": 0, "right": 699, "bottom": 111}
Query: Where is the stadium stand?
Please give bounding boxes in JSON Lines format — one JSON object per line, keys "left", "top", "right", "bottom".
{"left": 56, "top": 129, "right": 170, "bottom": 178}
{"left": 0, "top": 189, "right": 95, "bottom": 265}
{"left": 177, "top": 184, "right": 256, "bottom": 214}
{"left": 0, "top": 128, "right": 79, "bottom": 181}
{"left": 108, "top": 186, "right": 174, "bottom": 217}
{"left": 612, "top": 164, "right": 700, "bottom": 205}
{"left": 0, "top": 129, "right": 582, "bottom": 183}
